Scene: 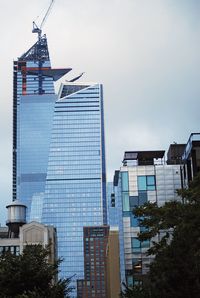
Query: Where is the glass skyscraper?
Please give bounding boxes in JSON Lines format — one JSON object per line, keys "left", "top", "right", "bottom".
{"left": 13, "top": 35, "right": 71, "bottom": 208}
{"left": 42, "top": 82, "right": 107, "bottom": 288}
{"left": 13, "top": 34, "right": 107, "bottom": 293}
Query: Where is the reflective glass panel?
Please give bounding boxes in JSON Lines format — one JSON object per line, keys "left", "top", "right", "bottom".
{"left": 121, "top": 172, "right": 129, "bottom": 192}
{"left": 138, "top": 176, "right": 147, "bottom": 191}
{"left": 131, "top": 238, "right": 141, "bottom": 253}
{"left": 122, "top": 193, "right": 130, "bottom": 211}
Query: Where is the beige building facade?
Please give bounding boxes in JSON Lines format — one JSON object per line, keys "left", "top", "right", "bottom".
{"left": 106, "top": 227, "right": 121, "bottom": 298}
{"left": 0, "top": 221, "right": 56, "bottom": 263}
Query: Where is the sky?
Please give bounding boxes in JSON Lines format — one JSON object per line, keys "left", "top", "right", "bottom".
{"left": 0, "top": 0, "right": 199, "bottom": 224}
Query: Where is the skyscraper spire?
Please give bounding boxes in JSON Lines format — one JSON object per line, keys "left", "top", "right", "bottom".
{"left": 13, "top": 5, "right": 71, "bottom": 200}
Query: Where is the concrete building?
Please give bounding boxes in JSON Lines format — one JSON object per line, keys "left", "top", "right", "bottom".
{"left": 77, "top": 226, "right": 121, "bottom": 298}
{"left": 0, "top": 201, "right": 56, "bottom": 263}
{"left": 182, "top": 133, "right": 200, "bottom": 186}
{"left": 0, "top": 222, "right": 56, "bottom": 261}
{"left": 166, "top": 133, "right": 200, "bottom": 187}
{"left": 167, "top": 143, "right": 186, "bottom": 165}
{"left": 109, "top": 150, "right": 182, "bottom": 286}
{"left": 0, "top": 226, "right": 8, "bottom": 239}
{"left": 107, "top": 178, "right": 125, "bottom": 284}
{"left": 106, "top": 227, "right": 121, "bottom": 298}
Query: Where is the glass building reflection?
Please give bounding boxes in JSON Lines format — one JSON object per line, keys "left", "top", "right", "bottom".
{"left": 13, "top": 34, "right": 107, "bottom": 293}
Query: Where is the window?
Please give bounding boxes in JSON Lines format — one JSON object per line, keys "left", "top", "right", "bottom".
{"left": 140, "top": 225, "right": 148, "bottom": 232}
{"left": 138, "top": 192, "right": 147, "bottom": 205}
{"left": 111, "top": 193, "right": 115, "bottom": 207}
{"left": 121, "top": 172, "right": 129, "bottom": 191}
{"left": 129, "top": 196, "right": 138, "bottom": 208}
{"left": 141, "top": 240, "right": 150, "bottom": 249}
{"left": 122, "top": 193, "right": 130, "bottom": 211}
{"left": 123, "top": 211, "right": 131, "bottom": 217}
{"left": 127, "top": 275, "right": 133, "bottom": 287}
{"left": 147, "top": 175, "right": 156, "bottom": 190}
{"left": 131, "top": 238, "right": 141, "bottom": 253}
{"left": 138, "top": 175, "right": 155, "bottom": 191}
{"left": 131, "top": 214, "right": 138, "bottom": 227}
{"left": 132, "top": 259, "right": 142, "bottom": 273}
{"left": 138, "top": 176, "right": 146, "bottom": 191}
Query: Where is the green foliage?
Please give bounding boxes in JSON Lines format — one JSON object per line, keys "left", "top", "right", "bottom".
{"left": 0, "top": 245, "right": 73, "bottom": 298}
{"left": 146, "top": 174, "right": 200, "bottom": 298}
{"left": 120, "top": 282, "right": 149, "bottom": 298}
{"left": 121, "top": 173, "right": 200, "bottom": 298}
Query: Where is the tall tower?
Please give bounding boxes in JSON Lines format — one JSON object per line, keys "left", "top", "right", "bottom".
{"left": 13, "top": 35, "right": 71, "bottom": 217}
{"left": 42, "top": 82, "right": 107, "bottom": 290}
{"left": 13, "top": 30, "right": 107, "bottom": 294}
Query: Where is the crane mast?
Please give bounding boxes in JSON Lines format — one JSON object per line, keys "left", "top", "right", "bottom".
{"left": 31, "top": 0, "right": 55, "bottom": 94}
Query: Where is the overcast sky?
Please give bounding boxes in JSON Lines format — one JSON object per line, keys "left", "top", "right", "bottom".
{"left": 0, "top": 0, "right": 199, "bottom": 224}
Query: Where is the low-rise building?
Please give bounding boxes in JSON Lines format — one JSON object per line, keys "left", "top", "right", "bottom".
{"left": 0, "top": 201, "right": 56, "bottom": 263}
{"left": 108, "top": 150, "right": 182, "bottom": 286}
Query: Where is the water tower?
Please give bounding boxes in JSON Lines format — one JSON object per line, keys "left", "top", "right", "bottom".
{"left": 6, "top": 201, "right": 27, "bottom": 238}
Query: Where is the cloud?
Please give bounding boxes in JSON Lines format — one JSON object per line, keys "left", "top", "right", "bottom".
{"left": 0, "top": 0, "right": 199, "bottom": 223}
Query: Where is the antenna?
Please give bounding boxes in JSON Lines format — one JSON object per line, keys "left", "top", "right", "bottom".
{"left": 32, "top": 0, "right": 55, "bottom": 40}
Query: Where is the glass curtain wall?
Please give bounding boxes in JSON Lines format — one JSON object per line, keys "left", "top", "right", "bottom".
{"left": 42, "top": 83, "right": 107, "bottom": 293}
{"left": 13, "top": 37, "right": 55, "bottom": 219}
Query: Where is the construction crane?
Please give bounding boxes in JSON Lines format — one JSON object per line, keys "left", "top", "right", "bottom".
{"left": 32, "top": 0, "right": 55, "bottom": 40}
{"left": 31, "top": 0, "right": 55, "bottom": 94}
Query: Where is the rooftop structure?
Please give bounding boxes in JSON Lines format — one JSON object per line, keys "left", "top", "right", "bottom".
{"left": 167, "top": 143, "right": 186, "bottom": 165}
{"left": 6, "top": 200, "right": 27, "bottom": 238}
{"left": 0, "top": 221, "right": 56, "bottom": 261}
{"left": 182, "top": 133, "right": 200, "bottom": 161}
{"left": 182, "top": 133, "right": 200, "bottom": 185}
{"left": 0, "top": 201, "right": 56, "bottom": 261}
{"left": 123, "top": 150, "right": 165, "bottom": 166}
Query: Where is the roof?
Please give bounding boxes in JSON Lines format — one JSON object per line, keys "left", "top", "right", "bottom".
{"left": 182, "top": 133, "right": 200, "bottom": 160}
{"left": 27, "top": 68, "right": 72, "bottom": 81}
{"left": 123, "top": 150, "right": 165, "bottom": 161}
{"left": 6, "top": 200, "right": 27, "bottom": 209}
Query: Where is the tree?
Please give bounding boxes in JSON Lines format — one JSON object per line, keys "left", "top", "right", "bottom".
{"left": 121, "top": 173, "right": 200, "bottom": 298}
{"left": 120, "top": 282, "right": 148, "bottom": 298}
{"left": 0, "top": 245, "right": 73, "bottom": 298}
{"left": 134, "top": 173, "right": 200, "bottom": 298}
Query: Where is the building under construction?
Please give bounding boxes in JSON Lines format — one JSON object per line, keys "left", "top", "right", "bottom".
{"left": 12, "top": 2, "right": 107, "bottom": 296}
